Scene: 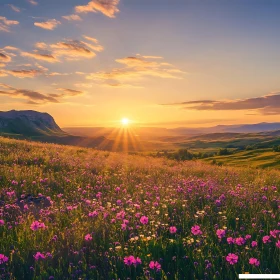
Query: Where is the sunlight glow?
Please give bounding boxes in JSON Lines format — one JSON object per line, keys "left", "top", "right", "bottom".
{"left": 121, "top": 118, "right": 130, "bottom": 126}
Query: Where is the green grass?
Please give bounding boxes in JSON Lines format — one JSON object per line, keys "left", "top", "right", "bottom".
{"left": 0, "top": 137, "right": 279, "bottom": 279}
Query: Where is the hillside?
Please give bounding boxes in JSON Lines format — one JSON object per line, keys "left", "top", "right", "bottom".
{"left": 0, "top": 137, "right": 279, "bottom": 279}
{"left": 0, "top": 110, "right": 64, "bottom": 136}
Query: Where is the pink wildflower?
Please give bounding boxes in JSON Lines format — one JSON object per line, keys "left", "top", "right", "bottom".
{"left": 85, "top": 234, "right": 92, "bottom": 241}
{"left": 34, "top": 252, "right": 45, "bottom": 261}
{"left": 191, "top": 225, "right": 202, "bottom": 235}
{"left": 169, "top": 226, "right": 177, "bottom": 234}
{"left": 227, "top": 237, "right": 235, "bottom": 244}
{"left": 216, "top": 229, "right": 226, "bottom": 239}
{"left": 149, "top": 261, "right": 161, "bottom": 271}
{"left": 235, "top": 237, "right": 245, "bottom": 246}
{"left": 262, "top": 235, "right": 270, "bottom": 244}
{"left": 140, "top": 216, "right": 149, "bottom": 225}
{"left": 251, "top": 241, "right": 258, "bottom": 247}
{"left": 30, "top": 221, "right": 46, "bottom": 231}
{"left": 249, "top": 258, "right": 260, "bottom": 267}
{"left": 276, "top": 240, "right": 280, "bottom": 248}
{"left": 0, "top": 220, "right": 4, "bottom": 226}
{"left": 226, "top": 253, "right": 238, "bottom": 265}
{"left": 0, "top": 254, "right": 8, "bottom": 264}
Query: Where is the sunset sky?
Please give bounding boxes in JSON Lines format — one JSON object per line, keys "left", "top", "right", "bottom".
{"left": 1, "top": 0, "right": 280, "bottom": 127}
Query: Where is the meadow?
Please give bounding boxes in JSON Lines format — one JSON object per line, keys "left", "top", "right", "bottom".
{"left": 0, "top": 137, "right": 279, "bottom": 279}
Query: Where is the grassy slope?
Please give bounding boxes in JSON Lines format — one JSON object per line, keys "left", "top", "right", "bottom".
{"left": 0, "top": 137, "right": 279, "bottom": 279}
{"left": 203, "top": 149, "right": 280, "bottom": 169}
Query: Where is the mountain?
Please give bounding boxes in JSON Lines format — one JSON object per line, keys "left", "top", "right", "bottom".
{"left": 0, "top": 110, "right": 64, "bottom": 136}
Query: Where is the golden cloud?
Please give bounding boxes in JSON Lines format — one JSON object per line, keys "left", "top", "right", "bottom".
{"left": 34, "top": 19, "right": 61, "bottom": 30}
{"left": 75, "top": 0, "right": 120, "bottom": 18}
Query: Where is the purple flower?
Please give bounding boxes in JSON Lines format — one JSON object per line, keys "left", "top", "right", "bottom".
{"left": 0, "top": 254, "right": 8, "bottom": 264}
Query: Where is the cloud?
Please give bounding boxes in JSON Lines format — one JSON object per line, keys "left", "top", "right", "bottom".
{"left": 163, "top": 93, "right": 280, "bottom": 115}
{"left": 35, "top": 42, "right": 48, "bottom": 49}
{"left": 28, "top": 0, "right": 38, "bottom": 5}
{"left": 21, "top": 51, "right": 59, "bottom": 63}
{"left": 62, "top": 14, "right": 82, "bottom": 21}
{"left": 86, "top": 55, "right": 185, "bottom": 86}
{"left": 3, "top": 46, "right": 18, "bottom": 51}
{"left": 8, "top": 4, "right": 21, "bottom": 13}
{"left": 50, "top": 40, "right": 102, "bottom": 60}
{"left": 4, "top": 69, "right": 44, "bottom": 78}
{"left": 55, "top": 88, "right": 84, "bottom": 97}
{"left": 0, "top": 83, "right": 83, "bottom": 104}
{"left": 75, "top": 0, "right": 119, "bottom": 18}
{"left": 0, "top": 53, "right": 12, "bottom": 63}
{"left": 34, "top": 19, "right": 61, "bottom": 30}
{"left": 0, "top": 16, "right": 19, "bottom": 32}
{"left": 83, "top": 35, "right": 99, "bottom": 44}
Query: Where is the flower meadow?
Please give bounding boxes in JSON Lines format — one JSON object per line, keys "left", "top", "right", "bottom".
{"left": 0, "top": 137, "right": 279, "bottom": 279}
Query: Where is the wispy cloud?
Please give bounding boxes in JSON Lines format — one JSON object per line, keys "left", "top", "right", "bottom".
{"left": 21, "top": 51, "right": 59, "bottom": 63}
{"left": 7, "top": 4, "right": 21, "bottom": 13}
{"left": 34, "top": 19, "right": 61, "bottom": 30}
{"left": 0, "top": 52, "right": 12, "bottom": 63}
{"left": 86, "top": 55, "right": 185, "bottom": 87}
{"left": 0, "top": 16, "right": 19, "bottom": 32}
{"left": 28, "top": 0, "right": 38, "bottom": 6}
{"left": 2, "top": 69, "right": 44, "bottom": 78}
{"left": 75, "top": 0, "right": 120, "bottom": 18}
{"left": 62, "top": 14, "right": 82, "bottom": 21}
{"left": 163, "top": 93, "right": 280, "bottom": 115}
{"left": 0, "top": 83, "right": 84, "bottom": 104}
{"left": 18, "top": 37, "right": 103, "bottom": 63}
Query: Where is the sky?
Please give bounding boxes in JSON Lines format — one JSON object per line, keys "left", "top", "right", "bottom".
{"left": 1, "top": 0, "right": 280, "bottom": 128}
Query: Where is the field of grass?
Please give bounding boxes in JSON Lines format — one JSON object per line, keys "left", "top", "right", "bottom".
{"left": 203, "top": 149, "right": 280, "bottom": 169}
{"left": 0, "top": 137, "right": 279, "bottom": 279}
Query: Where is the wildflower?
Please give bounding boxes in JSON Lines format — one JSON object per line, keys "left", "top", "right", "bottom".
{"left": 249, "top": 258, "right": 260, "bottom": 267}
{"left": 216, "top": 229, "right": 226, "bottom": 239}
{"left": 85, "top": 234, "right": 92, "bottom": 241}
{"left": 124, "top": 256, "right": 135, "bottom": 266}
{"left": 0, "top": 220, "right": 4, "bottom": 226}
{"left": 262, "top": 235, "right": 270, "bottom": 244}
{"left": 125, "top": 255, "right": 140, "bottom": 266}
{"left": 30, "top": 221, "right": 46, "bottom": 231}
{"left": 276, "top": 240, "right": 280, "bottom": 248}
{"left": 34, "top": 252, "right": 45, "bottom": 261}
{"left": 270, "top": 230, "right": 280, "bottom": 238}
{"left": 149, "top": 261, "right": 161, "bottom": 271}
{"left": 0, "top": 254, "right": 8, "bottom": 264}
{"left": 251, "top": 241, "right": 258, "bottom": 247}
{"left": 226, "top": 253, "right": 238, "bottom": 265}
{"left": 88, "top": 211, "right": 98, "bottom": 217}
{"left": 235, "top": 237, "right": 245, "bottom": 246}
{"left": 245, "top": 235, "right": 251, "bottom": 240}
{"left": 169, "top": 226, "right": 177, "bottom": 234}
{"left": 140, "top": 216, "right": 149, "bottom": 225}
{"left": 227, "top": 237, "right": 235, "bottom": 244}
{"left": 191, "top": 225, "right": 202, "bottom": 235}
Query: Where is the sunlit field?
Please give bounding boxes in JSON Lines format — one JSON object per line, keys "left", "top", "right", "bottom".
{"left": 0, "top": 137, "right": 279, "bottom": 279}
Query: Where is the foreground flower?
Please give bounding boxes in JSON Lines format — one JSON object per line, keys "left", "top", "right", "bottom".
{"left": 85, "top": 234, "right": 92, "bottom": 241}
{"left": 0, "top": 254, "right": 8, "bottom": 264}
{"left": 34, "top": 252, "right": 45, "bottom": 261}
{"left": 191, "top": 225, "right": 202, "bottom": 235}
{"left": 149, "top": 261, "right": 161, "bottom": 271}
{"left": 276, "top": 240, "right": 280, "bottom": 248}
{"left": 124, "top": 256, "right": 142, "bottom": 266}
{"left": 169, "top": 226, "right": 177, "bottom": 234}
{"left": 251, "top": 241, "right": 258, "bottom": 247}
{"left": 30, "top": 221, "right": 46, "bottom": 231}
{"left": 226, "top": 253, "right": 238, "bottom": 265}
{"left": 140, "top": 216, "right": 149, "bottom": 225}
{"left": 262, "top": 235, "right": 270, "bottom": 244}
{"left": 216, "top": 229, "right": 226, "bottom": 239}
{"left": 249, "top": 258, "right": 260, "bottom": 267}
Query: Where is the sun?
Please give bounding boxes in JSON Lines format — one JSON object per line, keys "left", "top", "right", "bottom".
{"left": 121, "top": 118, "right": 130, "bottom": 126}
